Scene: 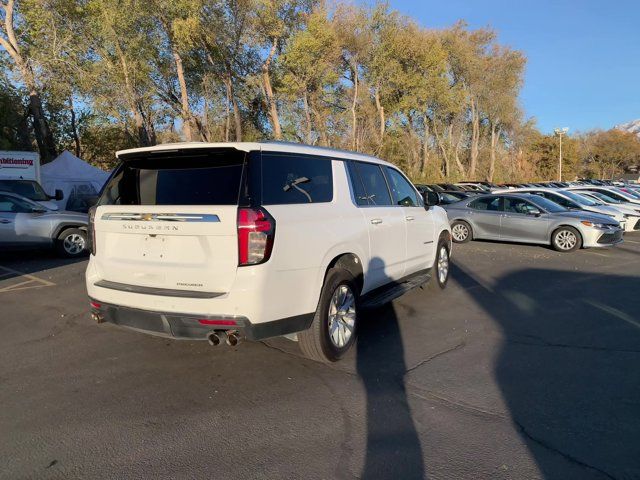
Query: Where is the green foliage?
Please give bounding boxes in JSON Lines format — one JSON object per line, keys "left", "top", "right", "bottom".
{"left": 0, "top": 0, "right": 637, "bottom": 178}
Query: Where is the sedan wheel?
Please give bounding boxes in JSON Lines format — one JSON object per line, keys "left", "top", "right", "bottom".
{"left": 451, "top": 221, "right": 471, "bottom": 243}
{"left": 552, "top": 227, "right": 582, "bottom": 252}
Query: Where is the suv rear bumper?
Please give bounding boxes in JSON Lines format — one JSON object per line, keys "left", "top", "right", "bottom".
{"left": 89, "top": 299, "right": 314, "bottom": 341}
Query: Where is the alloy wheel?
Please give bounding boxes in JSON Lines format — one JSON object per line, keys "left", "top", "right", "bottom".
{"left": 63, "top": 233, "right": 86, "bottom": 255}
{"left": 327, "top": 285, "right": 356, "bottom": 348}
{"left": 452, "top": 224, "right": 468, "bottom": 242}
{"left": 555, "top": 230, "right": 577, "bottom": 251}
{"left": 437, "top": 246, "right": 449, "bottom": 284}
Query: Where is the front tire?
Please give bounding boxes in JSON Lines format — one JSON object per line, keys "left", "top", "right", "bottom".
{"left": 430, "top": 240, "right": 450, "bottom": 289}
{"left": 56, "top": 228, "right": 87, "bottom": 258}
{"left": 298, "top": 268, "right": 358, "bottom": 363}
{"left": 451, "top": 220, "right": 472, "bottom": 243}
{"left": 551, "top": 226, "right": 582, "bottom": 252}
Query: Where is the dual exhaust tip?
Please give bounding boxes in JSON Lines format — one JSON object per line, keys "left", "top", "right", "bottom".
{"left": 208, "top": 330, "right": 241, "bottom": 347}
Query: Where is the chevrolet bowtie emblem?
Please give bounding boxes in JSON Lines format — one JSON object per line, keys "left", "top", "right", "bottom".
{"left": 142, "top": 213, "right": 154, "bottom": 221}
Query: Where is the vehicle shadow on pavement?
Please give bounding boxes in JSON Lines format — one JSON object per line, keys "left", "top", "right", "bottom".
{"left": 451, "top": 263, "right": 640, "bottom": 479}
{"left": 356, "top": 257, "right": 426, "bottom": 480}
{"left": 0, "top": 250, "right": 87, "bottom": 281}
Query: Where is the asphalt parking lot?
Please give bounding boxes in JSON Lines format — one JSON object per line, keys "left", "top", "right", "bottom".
{"left": 1, "top": 237, "right": 639, "bottom": 480}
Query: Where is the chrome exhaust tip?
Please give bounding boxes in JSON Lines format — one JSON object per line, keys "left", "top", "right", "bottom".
{"left": 91, "top": 312, "right": 104, "bottom": 324}
{"left": 207, "top": 331, "right": 224, "bottom": 346}
{"left": 225, "top": 331, "right": 240, "bottom": 347}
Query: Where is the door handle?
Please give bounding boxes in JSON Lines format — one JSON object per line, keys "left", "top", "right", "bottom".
{"left": 0, "top": 219, "right": 11, "bottom": 224}
{"left": 405, "top": 216, "right": 415, "bottom": 221}
{"left": 370, "top": 218, "right": 383, "bottom": 225}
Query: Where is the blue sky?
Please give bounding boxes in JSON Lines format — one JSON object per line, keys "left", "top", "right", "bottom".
{"left": 377, "top": 0, "right": 640, "bottom": 134}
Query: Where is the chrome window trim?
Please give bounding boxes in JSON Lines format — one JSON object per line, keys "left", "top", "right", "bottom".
{"left": 100, "top": 213, "right": 220, "bottom": 222}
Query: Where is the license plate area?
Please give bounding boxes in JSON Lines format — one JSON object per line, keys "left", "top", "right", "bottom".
{"left": 142, "top": 235, "right": 167, "bottom": 260}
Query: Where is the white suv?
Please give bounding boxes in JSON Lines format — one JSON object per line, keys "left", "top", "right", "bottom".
{"left": 86, "top": 142, "right": 451, "bottom": 362}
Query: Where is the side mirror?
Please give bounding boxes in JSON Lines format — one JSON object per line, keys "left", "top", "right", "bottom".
{"left": 528, "top": 208, "right": 542, "bottom": 217}
{"left": 54, "top": 189, "right": 64, "bottom": 201}
{"left": 423, "top": 191, "right": 440, "bottom": 209}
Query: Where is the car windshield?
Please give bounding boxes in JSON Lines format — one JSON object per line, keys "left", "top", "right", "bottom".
{"left": 527, "top": 195, "right": 568, "bottom": 213}
{"left": 620, "top": 188, "right": 640, "bottom": 199}
{"left": 561, "top": 190, "right": 598, "bottom": 206}
{"left": 0, "top": 180, "right": 49, "bottom": 201}
{"left": 586, "top": 191, "right": 622, "bottom": 204}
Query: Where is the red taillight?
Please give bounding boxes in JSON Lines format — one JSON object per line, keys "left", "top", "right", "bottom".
{"left": 237, "top": 207, "right": 275, "bottom": 266}
{"left": 198, "top": 319, "right": 237, "bottom": 326}
{"left": 88, "top": 206, "right": 97, "bottom": 256}
{"left": 90, "top": 301, "right": 101, "bottom": 309}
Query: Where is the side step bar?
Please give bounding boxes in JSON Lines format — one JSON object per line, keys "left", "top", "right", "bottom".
{"left": 360, "top": 271, "right": 431, "bottom": 309}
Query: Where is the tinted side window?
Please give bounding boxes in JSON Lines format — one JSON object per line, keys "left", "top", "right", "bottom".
{"left": 469, "top": 196, "right": 502, "bottom": 211}
{"left": 385, "top": 167, "right": 419, "bottom": 207}
{"left": 0, "top": 194, "right": 31, "bottom": 213}
{"left": 504, "top": 198, "right": 539, "bottom": 214}
{"left": 0, "top": 194, "right": 15, "bottom": 212}
{"left": 346, "top": 161, "right": 369, "bottom": 206}
{"left": 261, "top": 153, "right": 333, "bottom": 205}
{"left": 352, "top": 162, "right": 392, "bottom": 206}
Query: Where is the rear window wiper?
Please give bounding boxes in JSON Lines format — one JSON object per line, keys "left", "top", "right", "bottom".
{"left": 283, "top": 177, "right": 312, "bottom": 203}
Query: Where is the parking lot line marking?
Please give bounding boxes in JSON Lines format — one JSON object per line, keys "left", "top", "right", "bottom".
{"left": 0, "top": 265, "right": 55, "bottom": 293}
{"left": 585, "top": 300, "right": 640, "bottom": 330}
{"left": 624, "top": 240, "right": 640, "bottom": 244}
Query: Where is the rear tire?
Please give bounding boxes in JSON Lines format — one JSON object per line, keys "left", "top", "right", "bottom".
{"left": 451, "top": 221, "right": 472, "bottom": 243}
{"left": 56, "top": 228, "right": 87, "bottom": 258}
{"left": 551, "top": 226, "right": 582, "bottom": 252}
{"left": 298, "top": 268, "right": 358, "bottom": 363}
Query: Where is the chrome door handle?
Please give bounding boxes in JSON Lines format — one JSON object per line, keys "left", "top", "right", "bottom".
{"left": 371, "top": 218, "right": 383, "bottom": 225}
{"left": 0, "top": 219, "right": 11, "bottom": 224}
{"left": 405, "top": 216, "right": 415, "bottom": 221}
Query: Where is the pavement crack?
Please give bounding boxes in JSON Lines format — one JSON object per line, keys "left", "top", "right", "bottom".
{"left": 508, "top": 337, "right": 640, "bottom": 354}
{"left": 409, "top": 388, "right": 507, "bottom": 420}
{"left": 514, "top": 421, "right": 618, "bottom": 480}
{"left": 405, "top": 341, "right": 466, "bottom": 374}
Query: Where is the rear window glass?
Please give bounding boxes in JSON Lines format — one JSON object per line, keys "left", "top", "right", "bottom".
{"left": 99, "top": 150, "right": 245, "bottom": 205}
{"left": 260, "top": 153, "right": 333, "bottom": 205}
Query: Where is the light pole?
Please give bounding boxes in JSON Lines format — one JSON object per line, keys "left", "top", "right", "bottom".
{"left": 554, "top": 127, "right": 569, "bottom": 181}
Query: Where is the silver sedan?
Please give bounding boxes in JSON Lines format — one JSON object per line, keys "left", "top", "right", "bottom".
{"left": 442, "top": 193, "right": 623, "bottom": 252}
{"left": 0, "top": 191, "right": 89, "bottom": 257}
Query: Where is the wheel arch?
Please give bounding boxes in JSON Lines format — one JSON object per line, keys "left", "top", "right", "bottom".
{"left": 53, "top": 222, "right": 88, "bottom": 239}
{"left": 326, "top": 253, "right": 364, "bottom": 294}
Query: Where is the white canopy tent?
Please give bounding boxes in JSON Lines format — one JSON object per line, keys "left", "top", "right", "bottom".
{"left": 41, "top": 151, "right": 110, "bottom": 210}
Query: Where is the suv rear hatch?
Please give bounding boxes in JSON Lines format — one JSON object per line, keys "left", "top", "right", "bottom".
{"left": 92, "top": 148, "right": 249, "bottom": 296}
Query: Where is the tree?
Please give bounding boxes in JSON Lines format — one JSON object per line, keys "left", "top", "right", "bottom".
{"left": 281, "top": 7, "right": 339, "bottom": 145}
{"left": 578, "top": 129, "right": 640, "bottom": 178}
{"left": 251, "top": 0, "right": 313, "bottom": 140}
{"left": 0, "top": 0, "right": 58, "bottom": 160}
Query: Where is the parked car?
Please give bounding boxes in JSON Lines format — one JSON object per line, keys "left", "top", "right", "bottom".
{"left": 435, "top": 191, "right": 477, "bottom": 205}
{"left": 492, "top": 187, "right": 633, "bottom": 231}
{"left": 87, "top": 142, "right": 452, "bottom": 363}
{"left": 0, "top": 191, "right": 88, "bottom": 257}
{"left": 0, "top": 179, "right": 63, "bottom": 211}
{"left": 442, "top": 193, "right": 623, "bottom": 252}
{"left": 575, "top": 191, "right": 640, "bottom": 231}
{"left": 568, "top": 186, "right": 640, "bottom": 206}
